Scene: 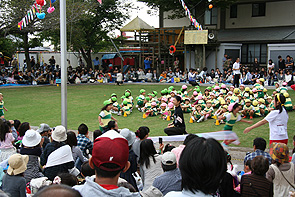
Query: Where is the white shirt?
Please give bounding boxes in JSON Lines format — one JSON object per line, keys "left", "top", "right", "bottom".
{"left": 117, "top": 73, "right": 123, "bottom": 82}
{"left": 233, "top": 62, "right": 241, "bottom": 75}
{"left": 264, "top": 108, "right": 288, "bottom": 140}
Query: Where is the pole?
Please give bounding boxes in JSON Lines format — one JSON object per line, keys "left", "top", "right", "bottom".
{"left": 60, "top": 0, "right": 67, "bottom": 128}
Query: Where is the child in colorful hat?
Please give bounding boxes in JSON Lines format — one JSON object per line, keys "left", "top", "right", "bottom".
{"left": 99, "top": 100, "right": 117, "bottom": 131}
{"left": 242, "top": 99, "right": 255, "bottom": 119}
{"left": 190, "top": 104, "right": 204, "bottom": 123}
{"left": 159, "top": 103, "right": 169, "bottom": 120}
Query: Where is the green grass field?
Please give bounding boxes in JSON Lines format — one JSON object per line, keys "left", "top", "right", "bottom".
{"left": 1, "top": 83, "right": 294, "bottom": 147}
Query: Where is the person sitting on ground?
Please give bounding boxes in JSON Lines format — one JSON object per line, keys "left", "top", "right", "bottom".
{"left": 36, "top": 123, "right": 51, "bottom": 149}
{"left": 93, "top": 129, "right": 103, "bottom": 140}
{"left": 153, "top": 152, "right": 181, "bottom": 195}
{"left": 244, "top": 137, "right": 272, "bottom": 165}
{"left": 0, "top": 120, "right": 16, "bottom": 162}
{"left": 20, "top": 129, "right": 44, "bottom": 183}
{"left": 40, "top": 126, "right": 75, "bottom": 181}
{"left": 105, "top": 120, "right": 119, "bottom": 133}
{"left": 240, "top": 155, "right": 273, "bottom": 196}
{"left": 164, "top": 96, "right": 186, "bottom": 136}
{"left": 165, "top": 137, "right": 227, "bottom": 196}
{"left": 73, "top": 130, "right": 140, "bottom": 197}
{"left": 2, "top": 154, "right": 28, "bottom": 197}
{"left": 132, "top": 126, "right": 150, "bottom": 160}
{"left": 171, "top": 134, "right": 198, "bottom": 167}
{"left": 77, "top": 123, "right": 93, "bottom": 158}
{"left": 120, "top": 129, "right": 138, "bottom": 191}
{"left": 139, "top": 139, "right": 164, "bottom": 191}
{"left": 66, "top": 131, "right": 88, "bottom": 171}
{"left": 266, "top": 143, "right": 295, "bottom": 197}
{"left": 34, "top": 184, "right": 82, "bottom": 197}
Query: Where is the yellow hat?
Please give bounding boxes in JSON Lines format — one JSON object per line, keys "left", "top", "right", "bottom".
{"left": 252, "top": 100, "right": 258, "bottom": 106}
{"left": 267, "top": 96, "right": 272, "bottom": 100}
{"left": 259, "top": 78, "right": 265, "bottom": 82}
{"left": 263, "top": 88, "right": 267, "bottom": 93}
{"left": 245, "top": 99, "right": 251, "bottom": 103}
{"left": 223, "top": 105, "right": 228, "bottom": 109}
{"left": 250, "top": 90, "right": 253, "bottom": 94}
{"left": 245, "top": 87, "right": 250, "bottom": 92}
{"left": 234, "top": 88, "right": 240, "bottom": 94}
{"left": 283, "top": 92, "right": 289, "bottom": 98}
{"left": 258, "top": 98, "right": 265, "bottom": 104}
{"left": 206, "top": 100, "right": 212, "bottom": 103}
{"left": 220, "top": 100, "right": 226, "bottom": 105}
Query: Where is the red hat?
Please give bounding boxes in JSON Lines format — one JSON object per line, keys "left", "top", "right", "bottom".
{"left": 92, "top": 130, "right": 129, "bottom": 171}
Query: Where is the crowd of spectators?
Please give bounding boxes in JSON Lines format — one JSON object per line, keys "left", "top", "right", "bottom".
{"left": 1, "top": 55, "right": 295, "bottom": 87}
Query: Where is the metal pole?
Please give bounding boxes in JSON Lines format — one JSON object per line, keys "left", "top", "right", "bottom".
{"left": 60, "top": 0, "right": 67, "bottom": 128}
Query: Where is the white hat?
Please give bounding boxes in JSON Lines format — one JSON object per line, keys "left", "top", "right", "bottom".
{"left": 51, "top": 125, "right": 67, "bottom": 142}
{"left": 22, "top": 129, "right": 42, "bottom": 147}
{"left": 120, "top": 128, "right": 136, "bottom": 146}
{"left": 161, "top": 152, "right": 177, "bottom": 166}
{"left": 7, "top": 154, "right": 29, "bottom": 175}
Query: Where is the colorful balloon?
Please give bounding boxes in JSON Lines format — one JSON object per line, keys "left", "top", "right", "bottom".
{"left": 36, "top": 12, "right": 45, "bottom": 19}
{"left": 36, "top": 0, "right": 45, "bottom": 6}
{"left": 47, "top": 6, "right": 55, "bottom": 13}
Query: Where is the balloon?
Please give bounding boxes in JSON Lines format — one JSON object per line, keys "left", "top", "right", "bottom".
{"left": 47, "top": 6, "right": 55, "bottom": 13}
{"left": 209, "top": 4, "right": 213, "bottom": 9}
{"left": 34, "top": 0, "right": 46, "bottom": 9}
{"left": 36, "top": 12, "right": 45, "bottom": 19}
{"left": 36, "top": 0, "right": 45, "bottom": 6}
{"left": 51, "top": 0, "right": 56, "bottom": 3}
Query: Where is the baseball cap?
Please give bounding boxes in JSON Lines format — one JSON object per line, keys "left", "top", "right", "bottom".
{"left": 92, "top": 130, "right": 129, "bottom": 171}
{"left": 36, "top": 123, "right": 51, "bottom": 134}
{"left": 162, "top": 152, "right": 176, "bottom": 166}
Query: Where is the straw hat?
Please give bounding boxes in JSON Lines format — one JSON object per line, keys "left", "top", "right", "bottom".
{"left": 7, "top": 154, "right": 29, "bottom": 175}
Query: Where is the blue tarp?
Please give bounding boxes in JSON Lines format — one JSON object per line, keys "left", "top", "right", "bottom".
{"left": 101, "top": 54, "right": 117, "bottom": 60}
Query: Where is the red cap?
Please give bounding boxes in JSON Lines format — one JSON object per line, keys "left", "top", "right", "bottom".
{"left": 92, "top": 130, "right": 129, "bottom": 171}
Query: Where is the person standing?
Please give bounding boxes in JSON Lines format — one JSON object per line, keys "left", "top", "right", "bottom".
{"left": 244, "top": 93, "right": 289, "bottom": 145}
{"left": 164, "top": 96, "right": 186, "bottom": 136}
{"left": 93, "top": 57, "right": 100, "bottom": 70}
{"left": 144, "top": 57, "right": 152, "bottom": 73}
{"left": 49, "top": 56, "right": 56, "bottom": 71}
{"left": 233, "top": 58, "right": 241, "bottom": 88}
{"left": 278, "top": 55, "right": 285, "bottom": 71}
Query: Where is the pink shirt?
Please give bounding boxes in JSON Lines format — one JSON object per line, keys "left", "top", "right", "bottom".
{"left": 0, "top": 133, "right": 14, "bottom": 149}
{"left": 172, "top": 145, "right": 185, "bottom": 167}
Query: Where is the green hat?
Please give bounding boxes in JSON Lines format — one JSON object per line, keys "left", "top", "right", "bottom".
{"left": 152, "top": 91, "right": 158, "bottom": 96}
{"left": 168, "top": 89, "right": 172, "bottom": 94}
{"left": 212, "top": 85, "right": 215, "bottom": 89}
{"left": 136, "top": 96, "right": 139, "bottom": 101}
{"left": 148, "top": 93, "right": 153, "bottom": 96}
{"left": 168, "top": 86, "right": 174, "bottom": 90}
{"left": 111, "top": 97, "right": 117, "bottom": 102}
{"left": 111, "top": 93, "right": 117, "bottom": 97}
{"left": 151, "top": 94, "right": 155, "bottom": 97}
{"left": 207, "top": 87, "right": 212, "bottom": 91}
{"left": 103, "top": 100, "right": 111, "bottom": 106}
{"left": 196, "top": 86, "right": 200, "bottom": 89}
{"left": 164, "top": 88, "right": 168, "bottom": 94}
{"left": 196, "top": 88, "right": 201, "bottom": 93}
{"left": 121, "top": 96, "right": 126, "bottom": 99}
{"left": 161, "top": 90, "right": 165, "bottom": 94}
{"left": 125, "top": 89, "right": 131, "bottom": 93}
{"left": 125, "top": 92, "right": 130, "bottom": 97}
{"left": 145, "top": 97, "right": 150, "bottom": 101}
{"left": 123, "top": 100, "right": 128, "bottom": 105}
{"left": 177, "top": 91, "right": 181, "bottom": 94}
{"left": 140, "top": 89, "right": 145, "bottom": 94}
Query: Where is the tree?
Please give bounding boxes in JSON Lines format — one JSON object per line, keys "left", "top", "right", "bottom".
{"left": 0, "top": 0, "right": 88, "bottom": 70}
{"left": 66, "top": 0, "right": 130, "bottom": 69}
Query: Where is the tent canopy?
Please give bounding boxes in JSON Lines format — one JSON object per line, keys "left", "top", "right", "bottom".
{"left": 120, "top": 16, "right": 155, "bottom": 32}
{"left": 101, "top": 53, "right": 117, "bottom": 60}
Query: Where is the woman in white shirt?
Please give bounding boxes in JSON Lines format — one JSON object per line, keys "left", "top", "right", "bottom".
{"left": 244, "top": 93, "right": 289, "bottom": 145}
{"left": 268, "top": 59, "right": 275, "bottom": 72}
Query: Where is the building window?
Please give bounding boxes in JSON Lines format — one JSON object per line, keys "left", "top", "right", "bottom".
{"left": 204, "top": 8, "right": 218, "bottom": 25}
{"left": 230, "top": 4, "right": 237, "bottom": 18}
{"left": 241, "top": 44, "right": 267, "bottom": 64}
{"left": 252, "top": 3, "right": 265, "bottom": 17}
